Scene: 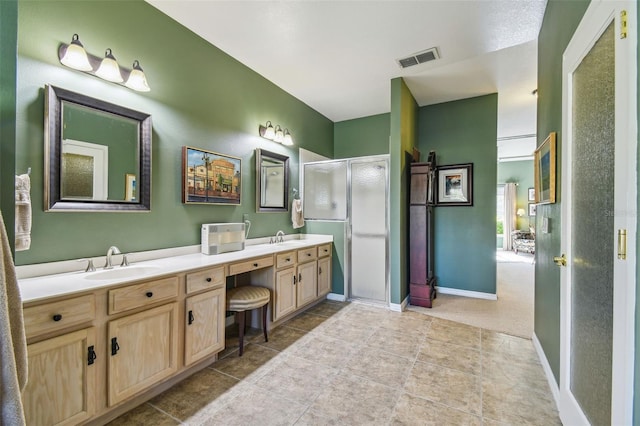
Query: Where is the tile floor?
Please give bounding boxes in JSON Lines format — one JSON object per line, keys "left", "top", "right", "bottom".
{"left": 108, "top": 301, "right": 560, "bottom": 425}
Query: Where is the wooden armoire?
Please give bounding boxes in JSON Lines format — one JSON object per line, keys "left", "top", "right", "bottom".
{"left": 409, "top": 151, "right": 437, "bottom": 307}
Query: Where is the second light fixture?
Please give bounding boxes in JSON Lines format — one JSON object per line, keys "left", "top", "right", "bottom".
{"left": 259, "top": 121, "right": 293, "bottom": 146}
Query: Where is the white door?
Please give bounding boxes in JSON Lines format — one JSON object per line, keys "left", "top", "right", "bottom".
{"left": 349, "top": 158, "right": 389, "bottom": 303}
{"left": 560, "top": 1, "right": 636, "bottom": 425}
{"left": 62, "top": 139, "right": 109, "bottom": 200}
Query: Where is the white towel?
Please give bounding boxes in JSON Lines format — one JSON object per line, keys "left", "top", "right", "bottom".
{"left": 292, "top": 199, "right": 305, "bottom": 229}
{"left": 15, "top": 174, "right": 31, "bottom": 251}
{"left": 0, "top": 209, "right": 28, "bottom": 425}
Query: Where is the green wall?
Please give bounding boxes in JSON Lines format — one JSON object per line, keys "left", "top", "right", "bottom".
{"left": 334, "top": 113, "right": 390, "bottom": 159}
{"left": 418, "top": 94, "right": 498, "bottom": 294}
{"left": 389, "top": 78, "right": 417, "bottom": 305}
{"left": 0, "top": 0, "right": 17, "bottom": 253}
{"left": 536, "top": 0, "right": 590, "bottom": 384}
{"left": 14, "top": 0, "right": 333, "bottom": 265}
{"left": 497, "top": 160, "right": 535, "bottom": 231}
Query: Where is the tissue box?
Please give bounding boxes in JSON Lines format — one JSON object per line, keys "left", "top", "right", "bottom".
{"left": 201, "top": 223, "right": 245, "bottom": 255}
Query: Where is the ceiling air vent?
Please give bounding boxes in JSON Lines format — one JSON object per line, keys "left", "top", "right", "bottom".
{"left": 397, "top": 47, "right": 440, "bottom": 69}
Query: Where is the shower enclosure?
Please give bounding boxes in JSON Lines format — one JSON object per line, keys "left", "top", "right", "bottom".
{"left": 303, "top": 155, "right": 389, "bottom": 305}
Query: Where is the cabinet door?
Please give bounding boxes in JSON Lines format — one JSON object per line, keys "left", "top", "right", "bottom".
{"left": 108, "top": 303, "right": 179, "bottom": 406}
{"left": 274, "top": 267, "right": 297, "bottom": 321}
{"left": 185, "top": 288, "right": 225, "bottom": 366}
{"left": 297, "top": 260, "right": 318, "bottom": 308}
{"left": 23, "top": 327, "right": 97, "bottom": 426}
{"left": 317, "top": 256, "right": 331, "bottom": 297}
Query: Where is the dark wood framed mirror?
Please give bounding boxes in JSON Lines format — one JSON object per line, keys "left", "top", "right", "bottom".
{"left": 44, "top": 85, "right": 151, "bottom": 211}
{"left": 256, "top": 148, "right": 289, "bottom": 212}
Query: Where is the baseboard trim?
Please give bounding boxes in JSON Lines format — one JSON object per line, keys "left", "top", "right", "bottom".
{"left": 326, "top": 293, "right": 347, "bottom": 302}
{"left": 436, "top": 286, "right": 497, "bottom": 300}
{"left": 389, "top": 295, "right": 409, "bottom": 312}
{"left": 532, "top": 332, "right": 560, "bottom": 410}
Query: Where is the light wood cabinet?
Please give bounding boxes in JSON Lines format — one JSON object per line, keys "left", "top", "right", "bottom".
{"left": 274, "top": 267, "right": 297, "bottom": 320}
{"left": 317, "top": 256, "right": 331, "bottom": 297}
{"left": 185, "top": 287, "right": 225, "bottom": 366}
{"left": 23, "top": 327, "right": 97, "bottom": 426}
{"left": 107, "top": 303, "right": 179, "bottom": 406}
{"left": 296, "top": 260, "right": 317, "bottom": 307}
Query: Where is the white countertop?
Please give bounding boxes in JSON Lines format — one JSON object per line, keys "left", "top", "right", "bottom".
{"left": 18, "top": 234, "right": 333, "bottom": 304}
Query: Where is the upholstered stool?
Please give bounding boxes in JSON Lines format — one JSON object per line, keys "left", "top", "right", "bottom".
{"left": 226, "top": 286, "right": 270, "bottom": 356}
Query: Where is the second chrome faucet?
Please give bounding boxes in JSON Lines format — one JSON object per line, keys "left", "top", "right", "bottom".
{"left": 104, "top": 246, "right": 128, "bottom": 269}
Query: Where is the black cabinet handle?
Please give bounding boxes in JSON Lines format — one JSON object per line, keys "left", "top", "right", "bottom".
{"left": 206, "top": 277, "right": 212, "bottom": 282}
{"left": 319, "top": 267, "right": 322, "bottom": 274}
{"left": 87, "top": 345, "right": 97, "bottom": 365}
{"left": 253, "top": 263, "right": 258, "bottom": 267}
{"left": 293, "top": 275, "right": 297, "bottom": 285}
{"left": 299, "top": 273, "right": 302, "bottom": 282}
{"left": 111, "top": 337, "right": 120, "bottom": 356}
{"left": 146, "top": 292, "right": 153, "bottom": 298}
{"left": 52, "top": 314, "right": 62, "bottom": 322}
{"left": 286, "top": 258, "right": 291, "bottom": 262}
{"left": 307, "top": 253, "right": 311, "bottom": 257}
{"left": 188, "top": 310, "right": 195, "bottom": 325}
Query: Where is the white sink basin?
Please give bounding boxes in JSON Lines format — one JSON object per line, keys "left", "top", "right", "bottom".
{"left": 84, "top": 265, "right": 161, "bottom": 281}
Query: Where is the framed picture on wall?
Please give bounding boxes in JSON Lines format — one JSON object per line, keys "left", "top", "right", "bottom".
{"left": 528, "top": 187, "right": 535, "bottom": 201}
{"left": 182, "top": 146, "right": 242, "bottom": 205}
{"left": 529, "top": 203, "right": 537, "bottom": 216}
{"left": 125, "top": 173, "right": 136, "bottom": 201}
{"left": 534, "top": 132, "right": 557, "bottom": 204}
{"left": 436, "top": 163, "right": 473, "bottom": 206}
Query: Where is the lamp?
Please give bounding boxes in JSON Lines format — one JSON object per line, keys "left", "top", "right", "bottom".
{"left": 124, "top": 60, "right": 150, "bottom": 92}
{"left": 517, "top": 208, "right": 525, "bottom": 217}
{"left": 274, "top": 125, "right": 284, "bottom": 143}
{"left": 282, "top": 129, "right": 293, "bottom": 146}
{"left": 59, "top": 34, "right": 93, "bottom": 71}
{"left": 259, "top": 121, "right": 276, "bottom": 140}
{"left": 58, "top": 34, "right": 151, "bottom": 92}
{"left": 95, "top": 48, "right": 123, "bottom": 83}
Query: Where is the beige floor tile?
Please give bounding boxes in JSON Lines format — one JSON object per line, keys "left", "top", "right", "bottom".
{"left": 427, "top": 318, "right": 481, "bottom": 349}
{"left": 315, "top": 316, "right": 380, "bottom": 343}
{"left": 482, "top": 378, "right": 561, "bottom": 426}
{"left": 251, "top": 325, "right": 308, "bottom": 352}
{"left": 405, "top": 361, "right": 482, "bottom": 416}
{"left": 344, "top": 346, "right": 414, "bottom": 388}
{"left": 481, "top": 329, "right": 538, "bottom": 362}
{"left": 482, "top": 351, "right": 550, "bottom": 393}
{"left": 289, "top": 332, "right": 361, "bottom": 368}
{"left": 417, "top": 338, "right": 481, "bottom": 376}
{"left": 294, "top": 409, "right": 343, "bottom": 425}
{"left": 285, "top": 312, "right": 331, "bottom": 331}
{"left": 211, "top": 343, "right": 281, "bottom": 381}
{"left": 366, "top": 327, "right": 422, "bottom": 359}
{"left": 148, "top": 368, "right": 240, "bottom": 421}
{"left": 253, "top": 354, "right": 339, "bottom": 405}
{"left": 308, "top": 374, "right": 400, "bottom": 424}
{"left": 339, "top": 303, "right": 393, "bottom": 325}
{"left": 390, "top": 393, "right": 482, "bottom": 426}
{"left": 380, "top": 311, "right": 433, "bottom": 335}
{"left": 304, "top": 300, "right": 351, "bottom": 317}
{"left": 190, "top": 383, "right": 307, "bottom": 426}
{"left": 107, "top": 402, "right": 179, "bottom": 425}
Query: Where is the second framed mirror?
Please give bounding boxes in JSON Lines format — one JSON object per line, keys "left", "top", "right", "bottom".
{"left": 256, "top": 148, "right": 289, "bottom": 212}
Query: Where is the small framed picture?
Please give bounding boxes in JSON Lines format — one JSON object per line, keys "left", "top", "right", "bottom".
{"left": 436, "top": 163, "right": 473, "bottom": 206}
{"left": 528, "top": 187, "right": 535, "bottom": 201}
{"left": 182, "top": 146, "right": 242, "bottom": 205}
{"left": 534, "top": 132, "right": 556, "bottom": 204}
{"left": 125, "top": 173, "right": 137, "bottom": 201}
{"left": 529, "top": 203, "right": 537, "bottom": 216}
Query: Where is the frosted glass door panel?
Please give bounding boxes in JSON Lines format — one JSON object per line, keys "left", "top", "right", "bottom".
{"left": 303, "top": 161, "right": 347, "bottom": 220}
{"left": 350, "top": 160, "right": 387, "bottom": 303}
{"left": 570, "top": 22, "right": 614, "bottom": 426}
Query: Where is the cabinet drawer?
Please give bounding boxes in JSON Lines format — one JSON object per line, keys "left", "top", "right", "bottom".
{"left": 228, "top": 256, "right": 274, "bottom": 275}
{"left": 109, "top": 276, "right": 179, "bottom": 315}
{"left": 318, "top": 244, "right": 332, "bottom": 258}
{"left": 276, "top": 251, "right": 296, "bottom": 269}
{"left": 24, "top": 294, "right": 95, "bottom": 339}
{"left": 186, "top": 266, "right": 225, "bottom": 294}
{"left": 297, "top": 247, "right": 317, "bottom": 262}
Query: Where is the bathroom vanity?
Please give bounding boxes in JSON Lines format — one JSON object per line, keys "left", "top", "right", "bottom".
{"left": 18, "top": 235, "right": 332, "bottom": 425}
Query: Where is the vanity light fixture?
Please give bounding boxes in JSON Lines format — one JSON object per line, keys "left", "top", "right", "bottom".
{"left": 258, "top": 121, "right": 294, "bottom": 146}
{"left": 59, "top": 34, "right": 93, "bottom": 71}
{"left": 95, "top": 48, "right": 124, "bottom": 83}
{"left": 517, "top": 208, "right": 526, "bottom": 217}
{"left": 57, "top": 34, "right": 151, "bottom": 92}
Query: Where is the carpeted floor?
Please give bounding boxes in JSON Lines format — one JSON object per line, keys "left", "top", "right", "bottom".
{"left": 408, "top": 250, "right": 534, "bottom": 339}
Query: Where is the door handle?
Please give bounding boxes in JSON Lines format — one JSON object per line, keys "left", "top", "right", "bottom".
{"left": 553, "top": 254, "right": 567, "bottom": 267}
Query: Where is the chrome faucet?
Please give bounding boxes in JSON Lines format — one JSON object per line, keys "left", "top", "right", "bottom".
{"left": 104, "top": 246, "right": 121, "bottom": 269}
{"left": 275, "top": 230, "right": 285, "bottom": 243}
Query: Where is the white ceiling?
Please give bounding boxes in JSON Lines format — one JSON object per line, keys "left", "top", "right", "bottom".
{"left": 147, "top": 0, "right": 547, "bottom": 157}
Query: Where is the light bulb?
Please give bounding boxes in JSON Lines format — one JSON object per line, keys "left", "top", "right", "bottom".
{"left": 95, "top": 48, "right": 123, "bottom": 83}
{"left": 125, "top": 60, "right": 150, "bottom": 92}
{"left": 59, "top": 34, "right": 93, "bottom": 71}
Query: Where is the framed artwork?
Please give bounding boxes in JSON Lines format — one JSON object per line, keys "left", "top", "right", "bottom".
{"left": 534, "top": 132, "right": 556, "bottom": 204}
{"left": 529, "top": 203, "right": 537, "bottom": 216}
{"left": 182, "top": 146, "right": 242, "bottom": 205}
{"left": 528, "top": 187, "right": 535, "bottom": 201}
{"left": 436, "top": 163, "right": 473, "bottom": 206}
{"left": 125, "top": 173, "right": 137, "bottom": 201}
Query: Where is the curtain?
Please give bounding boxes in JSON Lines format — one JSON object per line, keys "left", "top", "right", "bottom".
{"left": 503, "top": 183, "right": 517, "bottom": 250}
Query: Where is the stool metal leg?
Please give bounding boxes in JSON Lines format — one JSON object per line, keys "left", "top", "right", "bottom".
{"left": 238, "top": 310, "right": 245, "bottom": 357}
{"left": 262, "top": 305, "right": 268, "bottom": 343}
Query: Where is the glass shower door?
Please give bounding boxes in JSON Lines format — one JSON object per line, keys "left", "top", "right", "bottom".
{"left": 349, "top": 158, "right": 388, "bottom": 303}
